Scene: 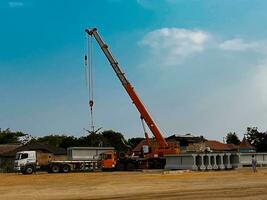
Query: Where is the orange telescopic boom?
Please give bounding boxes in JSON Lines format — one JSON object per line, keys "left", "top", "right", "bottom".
{"left": 85, "top": 28, "right": 168, "bottom": 148}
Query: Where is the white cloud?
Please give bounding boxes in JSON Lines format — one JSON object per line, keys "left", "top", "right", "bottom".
{"left": 139, "top": 27, "right": 267, "bottom": 68}
{"left": 219, "top": 38, "right": 260, "bottom": 51}
{"left": 8, "top": 1, "right": 24, "bottom": 8}
{"left": 136, "top": 27, "right": 267, "bottom": 139}
{"left": 139, "top": 28, "right": 210, "bottom": 66}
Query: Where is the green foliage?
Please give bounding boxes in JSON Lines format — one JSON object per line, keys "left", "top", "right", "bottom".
{"left": 31, "top": 130, "right": 128, "bottom": 151}
{"left": 34, "top": 135, "right": 78, "bottom": 149}
{"left": 246, "top": 127, "right": 267, "bottom": 152}
{"left": 102, "top": 130, "right": 128, "bottom": 152}
{"left": 226, "top": 132, "right": 240, "bottom": 145}
{"left": 0, "top": 128, "right": 145, "bottom": 152}
{"left": 0, "top": 128, "right": 26, "bottom": 144}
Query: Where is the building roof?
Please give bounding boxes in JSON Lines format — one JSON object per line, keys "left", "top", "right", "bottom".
{"left": 166, "top": 133, "right": 204, "bottom": 143}
{"left": 205, "top": 140, "right": 232, "bottom": 151}
{"left": 226, "top": 143, "right": 238, "bottom": 151}
{"left": 1, "top": 142, "right": 66, "bottom": 157}
{"left": 0, "top": 144, "right": 21, "bottom": 155}
{"left": 239, "top": 137, "right": 255, "bottom": 149}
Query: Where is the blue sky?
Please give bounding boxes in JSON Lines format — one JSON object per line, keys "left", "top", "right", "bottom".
{"left": 1, "top": 0, "right": 267, "bottom": 141}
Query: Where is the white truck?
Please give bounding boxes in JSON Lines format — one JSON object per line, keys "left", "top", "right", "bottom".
{"left": 14, "top": 147, "right": 116, "bottom": 174}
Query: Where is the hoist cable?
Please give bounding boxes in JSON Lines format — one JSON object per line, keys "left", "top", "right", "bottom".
{"left": 88, "top": 35, "right": 95, "bottom": 132}
{"left": 89, "top": 34, "right": 94, "bottom": 102}
{"left": 84, "top": 34, "right": 95, "bottom": 132}
{"left": 84, "top": 33, "right": 89, "bottom": 91}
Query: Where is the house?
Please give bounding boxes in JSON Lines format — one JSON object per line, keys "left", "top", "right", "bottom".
{"left": 167, "top": 133, "right": 206, "bottom": 153}
{"left": 0, "top": 144, "right": 21, "bottom": 155}
{"left": 0, "top": 144, "right": 21, "bottom": 172}
{"left": 205, "top": 140, "right": 238, "bottom": 152}
{"left": 239, "top": 137, "right": 256, "bottom": 153}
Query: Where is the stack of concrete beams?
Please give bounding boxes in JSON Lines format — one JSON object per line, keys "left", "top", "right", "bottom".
{"left": 239, "top": 153, "right": 267, "bottom": 167}
{"left": 165, "top": 153, "right": 240, "bottom": 170}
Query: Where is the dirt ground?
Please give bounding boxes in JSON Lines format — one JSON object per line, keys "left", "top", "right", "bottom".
{"left": 1, "top": 168, "right": 267, "bottom": 200}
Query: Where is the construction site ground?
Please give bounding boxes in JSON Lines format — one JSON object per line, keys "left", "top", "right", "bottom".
{"left": 1, "top": 168, "right": 267, "bottom": 200}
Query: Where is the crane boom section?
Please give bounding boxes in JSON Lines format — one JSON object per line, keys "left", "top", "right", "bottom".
{"left": 85, "top": 28, "right": 168, "bottom": 148}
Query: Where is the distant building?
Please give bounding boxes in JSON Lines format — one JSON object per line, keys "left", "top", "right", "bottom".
{"left": 205, "top": 140, "right": 238, "bottom": 152}
{"left": 0, "top": 144, "right": 21, "bottom": 155}
{"left": 166, "top": 133, "right": 206, "bottom": 153}
{"left": 238, "top": 137, "right": 256, "bottom": 153}
{"left": 0, "top": 144, "right": 21, "bottom": 172}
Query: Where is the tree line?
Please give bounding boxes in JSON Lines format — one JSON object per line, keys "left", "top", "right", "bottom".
{"left": 1, "top": 127, "right": 267, "bottom": 152}
{"left": 224, "top": 127, "right": 267, "bottom": 152}
{"left": 0, "top": 128, "right": 143, "bottom": 152}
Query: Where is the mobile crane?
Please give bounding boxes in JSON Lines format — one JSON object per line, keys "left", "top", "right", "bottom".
{"left": 85, "top": 28, "right": 180, "bottom": 170}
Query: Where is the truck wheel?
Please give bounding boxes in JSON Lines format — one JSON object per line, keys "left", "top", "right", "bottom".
{"left": 25, "top": 166, "right": 34, "bottom": 174}
{"left": 115, "top": 163, "right": 125, "bottom": 171}
{"left": 51, "top": 164, "right": 60, "bottom": 173}
{"left": 61, "top": 164, "right": 70, "bottom": 173}
{"left": 126, "top": 163, "right": 136, "bottom": 171}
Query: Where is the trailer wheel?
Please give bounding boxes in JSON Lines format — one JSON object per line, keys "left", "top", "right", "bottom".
{"left": 126, "top": 163, "right": 136, "bottom": 171}
{"left": 115, "top": 163, "right": 125, "bottom": 171}
{"left": 25, "top": 165, "right": 34, "bottom": 174}
{"left": 61, "top": 164, "right": 70, "bottom": 173}
{"left": 51, "top": 164, "right": 60, "bottom": 173}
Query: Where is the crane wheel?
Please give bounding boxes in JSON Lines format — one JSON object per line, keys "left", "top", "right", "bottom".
{"left": 118, "top": 152, "right": 126, "bottom": 159}
{"left": 153, "top": 161, "right": 163, "bottom": 169}
{"left": 115, "top": 163, "right": 125, "bottom": 171}
{"left": 126, "top": 163, "right": 136, "bottom": 171}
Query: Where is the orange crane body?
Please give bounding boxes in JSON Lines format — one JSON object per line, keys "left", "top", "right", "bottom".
{"left": 85, "top": 28, "right": 179, "bottom": 157}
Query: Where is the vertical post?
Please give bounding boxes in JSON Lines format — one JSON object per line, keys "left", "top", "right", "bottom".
{"left": 226, "top": 153, "right": 232, "bottom": 169}
{"left": 200, "top": 154, "right": 206, "bottom": 170}
{"left": 219, "top": 154, "right": 225, "bottom": 170}
{"left": 207, "top": 154, "right": 213, "bottom": 170}
{"left": 192, "top": 154, "right": 198, "bottom": 171}
{"left": 213, "top": 154, "right": 218, "bottom": 170}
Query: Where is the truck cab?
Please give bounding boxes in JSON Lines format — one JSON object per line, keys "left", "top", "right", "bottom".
{"left": 100, "top": 151, "right": 116, "bottom": 170}
{"left": 14, "top": 151, "right": 37, "bottom": 174}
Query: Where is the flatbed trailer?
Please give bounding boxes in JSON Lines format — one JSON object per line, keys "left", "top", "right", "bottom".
{"left": 48, "top": 160, "right": 100, "bottom": 173}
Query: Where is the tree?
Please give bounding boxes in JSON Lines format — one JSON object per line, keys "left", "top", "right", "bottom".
{"left": 225, "top": 132, "right": 240, "bottom": 145}
{"left": 102, "top": 130, "right": 128, "bottom": 152}
{"left": 34, "top": 134, "right": 81, "bottom": 148}
{"left": 246, "top": 127, "right": 267, "bottom": 152}
{"left": 78, "top": 133, "right": 106, "bottom": 147}
{"left": 36, "top": 135, "right": 67, "bottom": 147}
{"left": 0, "top": 128, "right": 27, "bottom": 144}
{"left": 59, "top": 136, "right": 79, "bottom": 149}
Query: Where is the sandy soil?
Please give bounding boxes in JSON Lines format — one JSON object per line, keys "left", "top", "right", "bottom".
{"left": 1, "top": 168, "right": 267, "bottom": 200}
